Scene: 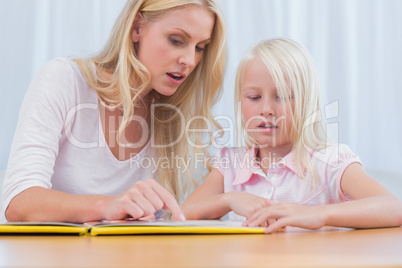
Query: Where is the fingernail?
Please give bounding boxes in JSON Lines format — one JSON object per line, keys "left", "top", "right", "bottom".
{"left": 178, "top": 213, "right": 186, "bottom": 221}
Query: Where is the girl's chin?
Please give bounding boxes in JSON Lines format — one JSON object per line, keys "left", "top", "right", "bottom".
{"left": 250, "top": 137, "right": 287, "bottom": 148}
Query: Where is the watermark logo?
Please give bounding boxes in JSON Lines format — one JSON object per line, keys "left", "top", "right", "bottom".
{"left": 63, "top": 100, "right": 340, "bottom": 169}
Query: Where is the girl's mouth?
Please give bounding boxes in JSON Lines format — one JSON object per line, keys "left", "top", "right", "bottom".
{"left": 258, "top": 123, "right": 278, "bottom": 129}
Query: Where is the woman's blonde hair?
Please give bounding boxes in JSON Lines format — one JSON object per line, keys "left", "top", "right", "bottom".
{"left": 234, "top": 38, "right": 328, "bottom": 181}
{"left": 75, "top": 0, "right": 226, "bottom": 202}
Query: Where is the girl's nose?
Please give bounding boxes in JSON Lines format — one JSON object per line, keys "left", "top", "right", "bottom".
{"left": 260, "top": 101, "right": 275, "bottom": 117}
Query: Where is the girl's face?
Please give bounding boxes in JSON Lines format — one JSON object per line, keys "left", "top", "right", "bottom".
{"left": 240, "top": 59, "right": 294, "bottom": 150}
{"left": 132, "top": 5, "right": 215, "bottom": 96}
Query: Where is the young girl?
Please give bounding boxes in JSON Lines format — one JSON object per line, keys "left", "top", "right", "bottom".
{"left": 1, "top": 0, "right": 226, "bottom": 223}
{"left": 180, "top": 38, "right": 402, "bottom": 232}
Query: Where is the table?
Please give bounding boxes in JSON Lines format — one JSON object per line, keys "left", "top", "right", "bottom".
{"left": 0, "top": 227, "right": 401, "bottom": 267}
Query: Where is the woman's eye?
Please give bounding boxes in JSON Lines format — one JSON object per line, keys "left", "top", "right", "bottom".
{"left": 195, "top": 46, "right": 205, "bottom": 52}
{"left": 170, "top": 37, "right": 183, "bottom": 46}
{"left": 249, "top": 96, "right": 261, "bottom": 100}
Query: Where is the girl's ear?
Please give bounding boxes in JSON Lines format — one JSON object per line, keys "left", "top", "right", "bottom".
{"left": 131, "top": 12, "right": 144, "bottom": 43}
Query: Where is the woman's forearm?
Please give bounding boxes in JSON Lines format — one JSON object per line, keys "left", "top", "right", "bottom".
{"left": 5, "top": 186, "right": 111, "bottom": 223}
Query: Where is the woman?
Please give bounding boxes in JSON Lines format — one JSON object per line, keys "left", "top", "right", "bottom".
{"left": 1, "top": 0, "right": 226, "bottom": 223}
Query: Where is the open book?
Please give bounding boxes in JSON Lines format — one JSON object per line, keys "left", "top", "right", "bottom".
{"left": 0, "top": 219, "right": 265, "bottom": 236}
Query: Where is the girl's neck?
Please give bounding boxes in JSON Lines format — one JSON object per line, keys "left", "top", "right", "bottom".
{"left": 257, "top": 143, "right": 293, "bottom": 174}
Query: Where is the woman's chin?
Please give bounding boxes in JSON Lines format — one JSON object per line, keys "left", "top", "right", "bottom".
{"left": 154, "top": 87, "right": 179, "bottom": 97}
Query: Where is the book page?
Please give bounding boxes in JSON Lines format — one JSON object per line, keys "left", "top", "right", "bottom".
{"left": 86, "top": 219, "right": 249, "bottom": 228}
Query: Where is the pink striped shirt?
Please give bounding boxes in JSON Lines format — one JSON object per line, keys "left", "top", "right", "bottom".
{"left": 212, "top": 144, "right": 362, "bottom": 220}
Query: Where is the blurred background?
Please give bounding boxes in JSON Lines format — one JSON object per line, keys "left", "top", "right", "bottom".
{"left": 0, "top": 0, "right": 401, "bottom": 196}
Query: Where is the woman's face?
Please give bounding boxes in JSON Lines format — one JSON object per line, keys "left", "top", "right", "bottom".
{"left": 132, "top": 5, "right": 215, "bottom": 96}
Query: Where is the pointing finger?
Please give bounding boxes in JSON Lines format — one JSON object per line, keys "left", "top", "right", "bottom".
{"left": 146, "top": 179, "right": 186, "bottom": 221}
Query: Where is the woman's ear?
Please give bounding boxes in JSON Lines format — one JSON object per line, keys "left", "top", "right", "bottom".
{"left": 131, "top": 12, "right": 144, "bottom": 43}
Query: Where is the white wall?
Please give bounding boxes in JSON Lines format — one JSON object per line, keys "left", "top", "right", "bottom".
{"left": 0, "top": 0, "right": 126, "bottom": 169}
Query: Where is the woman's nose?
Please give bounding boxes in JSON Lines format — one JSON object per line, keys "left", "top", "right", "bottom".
{"left": 178, "top": 49, "right": 196, "bottom": 69}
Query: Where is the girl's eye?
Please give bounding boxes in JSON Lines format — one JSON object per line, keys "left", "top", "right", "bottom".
{"left": 276, "top": 95, "right": 293, "bottom": 102}
{"left": 249, "top": 96, "right": 261, "bottom": 100}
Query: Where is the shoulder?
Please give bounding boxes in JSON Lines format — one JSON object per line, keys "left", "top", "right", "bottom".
{"left": 30, "top": 57, "right": 94, "bottom": 101}
{"left": 311, "top": 143, "right": 362, "bottom": 178}
{"left": 29, "top": 58, "right": 77, "bottom": 90}
{"left": 38, "top": 58, "right": 79, "bottom": 78}
{"left": 35, "top": 57, "right": 89, "bottom": 87}
{"left": 21, "top": 57, "right": 97, "bottom": 121}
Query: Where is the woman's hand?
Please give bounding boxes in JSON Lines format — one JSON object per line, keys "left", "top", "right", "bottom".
{"left": 102, "top": 179, "right": 185, "bottom": 221}
{"left": 225, "top": 192, "right": 273, "bottom": 219}
{"left": 243, "top": 202, "right": 327, "bottom": 233}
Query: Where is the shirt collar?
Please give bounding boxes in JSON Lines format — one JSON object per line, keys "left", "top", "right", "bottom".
{"left": 232, "top": 147, "right": 301, "bottom": 186}
{"left": 232, "top": 146, "right": 259, "bottom": 186}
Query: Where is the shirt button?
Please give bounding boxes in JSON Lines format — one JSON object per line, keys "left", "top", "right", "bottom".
{"left": 265, "top": 175, "right": 273, "bottom": 185}
{"left": 266, "top": 187, "right": 273, "bottom": 198}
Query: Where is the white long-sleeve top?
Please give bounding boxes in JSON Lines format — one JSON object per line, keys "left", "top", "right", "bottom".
{"left": 1, "top": 58, "right": 157, "bottom": 222}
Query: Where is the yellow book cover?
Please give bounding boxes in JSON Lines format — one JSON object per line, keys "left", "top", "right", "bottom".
{"left": 0, "top": 222, "right": 90, "bottom": 235}
{"left": 88, "top": 220, "right": 265, "bottom": 236}
{"left": 0, "top": 220, "right": 265, "bottom": 236}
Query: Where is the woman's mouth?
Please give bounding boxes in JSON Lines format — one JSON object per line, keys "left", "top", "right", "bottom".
{"left": 167, "top": 72, "right": 185, "bottom": 83}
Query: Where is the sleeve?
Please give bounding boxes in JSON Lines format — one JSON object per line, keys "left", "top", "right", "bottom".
{"left": 325, "top": 144, "right": 363, "bottom": 202}
{"left": 1, "top": 58, "right": 77, "bottom": 222}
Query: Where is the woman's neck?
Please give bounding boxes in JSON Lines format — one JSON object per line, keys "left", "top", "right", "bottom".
{"left": 99, "top": 98, "right": 152, "bottom": 161}
{"left": 97, "top": 74, "right": 154, "bottom": 161}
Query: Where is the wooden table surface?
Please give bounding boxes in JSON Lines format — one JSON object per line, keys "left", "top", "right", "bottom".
{"left": 0, "top": 226, "right": 401, "bottom": 268}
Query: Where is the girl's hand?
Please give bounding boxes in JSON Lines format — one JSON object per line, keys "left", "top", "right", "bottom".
{"left": 102, "top": 179, "right": 185, "bottom": 221}
{"left": 225, "top": 192, "right": 273, "bottom": 219}
{"left": 243, "top": 202, "right": 327, "bottom": 233}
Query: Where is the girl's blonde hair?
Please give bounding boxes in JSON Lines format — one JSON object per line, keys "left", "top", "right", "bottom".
{"left": 235, "top": 38, "right": 328, "bottom": 181}
{"left": 74, "top": 0, "right": 226, "bottom": 202}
